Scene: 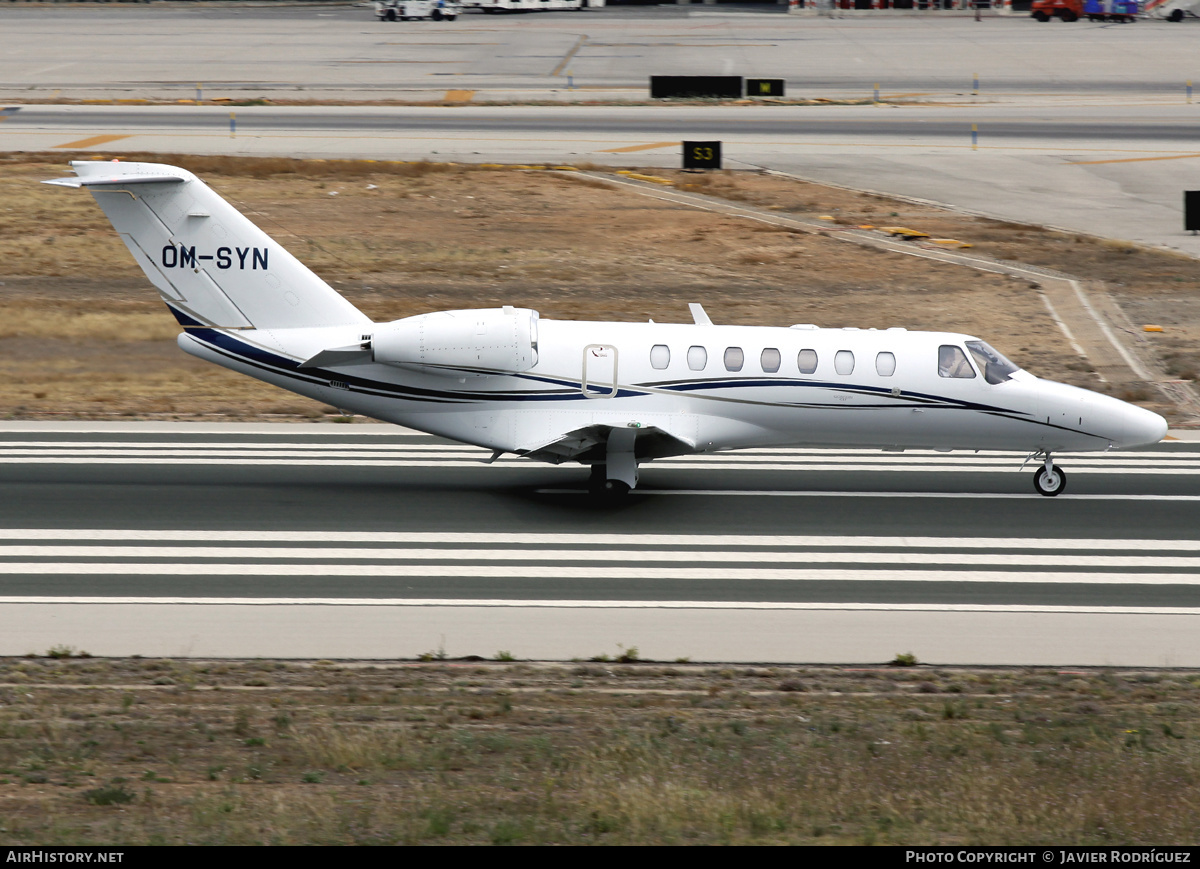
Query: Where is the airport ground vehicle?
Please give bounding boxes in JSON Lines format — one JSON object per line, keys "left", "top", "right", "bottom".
{"left": 459, "top": 0, "right": 604, "bottom": 10}
{"left": 1031, "top": 0, "right": 1137, "bottom": 19}
{"left": 374, "top": 0, "right": 459, "bottom": 21}
{"left": 1145, "top": 0, "right": 1200, "bottom": 21}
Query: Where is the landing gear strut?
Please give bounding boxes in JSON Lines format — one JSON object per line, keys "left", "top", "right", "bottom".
{"left": 588, "top": 428, "right": 639, "bottom": 498}
{"left": 1032, "top": 453, "right": 1067, "bottom": 497}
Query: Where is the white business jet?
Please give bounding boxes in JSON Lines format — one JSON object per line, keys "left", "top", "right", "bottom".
{"left": 47, "top": 160, "right": 1167, "bottom": 496}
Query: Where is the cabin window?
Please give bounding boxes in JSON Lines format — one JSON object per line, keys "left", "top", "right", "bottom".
{"left": 650, "top": 344, "right": 670, "bottom": 370}
{"left": 797, "top": 349, "right": 818, "bottom": 374}
{"left": 724, "top": 347, "right": 744, "bottom": 372}
{"left": 760, "top": 348, "right": 781, "bottom": 373}
{"left": 938, "top": 345, "right": 976, "bottom": 378}
{"left": 834, "top": 350, "right": 855, "bottom": 376}
{"left": 687, "top": 345, "right": 707, "bottom": 371}
{"left": 876, "top": 351, "right": 896, "bottom": 377}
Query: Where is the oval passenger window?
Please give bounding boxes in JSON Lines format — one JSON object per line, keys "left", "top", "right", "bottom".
{"left": 797, "top": 349, "right": 818, "bottom": 374}
{"left": 760, "top": 348, "right": 781, "bottom": 373}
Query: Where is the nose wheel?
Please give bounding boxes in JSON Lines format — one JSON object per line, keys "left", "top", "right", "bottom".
{"left": 1032, "top": 455, "right": 1067, "bottom": 497}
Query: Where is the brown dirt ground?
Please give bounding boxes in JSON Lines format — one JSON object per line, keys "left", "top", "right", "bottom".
{"left": 3, "top": 152, "right": 1198, "bottom": 423}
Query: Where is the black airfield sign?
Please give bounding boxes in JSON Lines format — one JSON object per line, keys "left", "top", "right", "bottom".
{"left": 682, "top": 141, "right": 722, "bottom": 170}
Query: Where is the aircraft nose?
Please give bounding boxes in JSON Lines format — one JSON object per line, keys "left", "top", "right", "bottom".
{"left": 1119, "top": 401, "right": 1168, "bottom": 448}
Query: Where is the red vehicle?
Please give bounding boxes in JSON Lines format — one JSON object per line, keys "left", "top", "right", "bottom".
{"left": 1031, "top": 0, "right": 1082, "bottom": 20}
{"left": 1031, "top": 0, "right": 1137, "bottom": 20}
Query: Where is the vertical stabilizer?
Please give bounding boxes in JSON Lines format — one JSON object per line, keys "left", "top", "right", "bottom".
{"left": 45, "top": 161, "right": 369, "bottom": 330}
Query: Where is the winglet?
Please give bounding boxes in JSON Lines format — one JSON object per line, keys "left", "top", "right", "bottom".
{"left": 688, "top": 303, "right": 713, "bottom": 326}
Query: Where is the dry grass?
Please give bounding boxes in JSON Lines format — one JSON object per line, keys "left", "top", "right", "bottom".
{"left": 0, "top": 658, "right": 1197, "bottom": 844}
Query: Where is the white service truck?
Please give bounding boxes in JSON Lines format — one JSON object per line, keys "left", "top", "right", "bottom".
{"left": 374, "top": 0, "right": 460, "bottom": 21}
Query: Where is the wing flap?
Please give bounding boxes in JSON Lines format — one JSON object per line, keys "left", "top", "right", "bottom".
{"left": 518, "top": 422, "right": 697, "bottom": 465}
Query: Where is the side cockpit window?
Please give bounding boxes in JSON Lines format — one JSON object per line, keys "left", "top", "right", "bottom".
{"left": 938, "top": 345, "right": 976, "bottom": 379}
{"left": 965, "top": 340, "right": 1020, "bottom": 385}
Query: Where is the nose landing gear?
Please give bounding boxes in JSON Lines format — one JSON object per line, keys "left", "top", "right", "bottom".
{"left": 1032, "top": 452, "right": 1067, "bottom": 497}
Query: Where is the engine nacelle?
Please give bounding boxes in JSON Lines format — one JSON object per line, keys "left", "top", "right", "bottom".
{"left": 371, "top": 306, "right": 539, "bottom": 374}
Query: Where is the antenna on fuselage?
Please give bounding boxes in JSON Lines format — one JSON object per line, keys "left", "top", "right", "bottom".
{"left": 689, "top": 303, "right": 713, "bottom": 326}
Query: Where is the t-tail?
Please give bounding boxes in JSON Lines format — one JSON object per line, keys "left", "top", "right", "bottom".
{"left": 44, "top": 161, "right": 369, "bottom": 331}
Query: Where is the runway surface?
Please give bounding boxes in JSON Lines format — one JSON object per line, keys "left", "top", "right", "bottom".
{"left": 1, "top": 423, "right": 1197, "bottom": 665}
{"left": 3, "top": 7, "right": 1198, "bottom": 99}
{"left": 3, "top": 9, "right": 1200, "bottom": 662}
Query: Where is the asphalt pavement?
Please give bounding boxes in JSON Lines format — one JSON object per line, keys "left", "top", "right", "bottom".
{"left": 0, "top": 423, "right": 1197, "bottom": 665}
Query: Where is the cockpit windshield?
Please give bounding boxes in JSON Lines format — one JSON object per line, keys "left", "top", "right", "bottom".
{"left": 965, "top": 340, "right": 1020, "bottom": 385}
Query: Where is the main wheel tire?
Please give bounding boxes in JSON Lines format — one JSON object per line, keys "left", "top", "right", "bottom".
{"left": 588, "top": 463, "right": 607, "bottom": 496}
{"left": 603, "top": 479, "right": 631, "bottom": 497}
{"left": 1170, "top": 9, "right": 1184, "bottom": 21}
{"left": 1033, "top": 465, "right": 1067, "bottom": 497}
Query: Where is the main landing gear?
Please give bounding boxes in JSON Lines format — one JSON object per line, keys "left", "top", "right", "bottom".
{"left": 588, "top": 428, "right": 639, "bottom": 498}
{"left": 1032, "top": 452, "right": 1067, "bottom": 497}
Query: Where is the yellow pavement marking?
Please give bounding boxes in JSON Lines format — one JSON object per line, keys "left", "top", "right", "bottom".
{"left": 52, "top": 134, "right": 131, "bottom": 150}
{"left": 880, "top": 226, "right": 931, "bottom": 239}
{"left": 443, "top": 90, "right": 476, "bottom": 103}
{"left": 599, "top": 141, "right": 679, "bottom": 154}
{"left": 550, "top": 35, "right": 587, "bottom": 78}
{"left": 1068, "top": 153, "right": 1200, "bottom": 166}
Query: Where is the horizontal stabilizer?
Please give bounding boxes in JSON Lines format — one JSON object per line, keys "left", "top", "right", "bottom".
{"left": 44, "top": 174, "right": 186, "bottom": 189}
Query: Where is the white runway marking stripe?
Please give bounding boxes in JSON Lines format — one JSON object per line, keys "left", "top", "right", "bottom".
{"left": 5, "top": 457, "right": 1200, "bottom": 475}
{"left": 2, "top": 441, "right": 1198, "bottom": 473}
{"left": 5, "top": 545, "right": 1200, "bottom": 569}
{"left": 0, "top": 563, "right": 1197, "bottom": 584}
{"left": 0, "top": 530, "right": 1197, "bottom": 550}
{"left": 624, "top": 491, "right": 1200, "bottom": 500}
{"left": 5, "top": 441, "right": 1199, "bottom": 463}
{"left": 6, "top": 443, "right": 1198, "bottom": 464}
{"left": 0, "top": 597, "right": 1193, "bottom": 615}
